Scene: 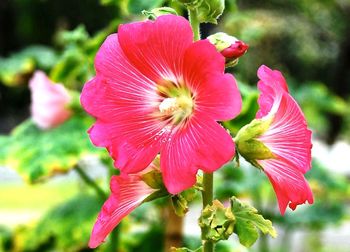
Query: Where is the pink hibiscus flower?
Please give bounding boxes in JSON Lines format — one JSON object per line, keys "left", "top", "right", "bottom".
{"left": 255, "top": 65, "right": 313, "bottom": 214}
{"left": 29, "top": 71, "right": 72, "bottom": 129}
{"left": 89, "top": 171, "right": 158, "bottom": 248}
{"left": 81, "top": 15, "right": 242, "bottom": 194}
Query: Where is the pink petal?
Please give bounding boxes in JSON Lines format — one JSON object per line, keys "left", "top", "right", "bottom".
{"left": 195, "top": 73, "right": 242, "bottom": 121}
{"left": 81, "top": 35, "right": 158, "bottom": 121}
{"left": 257, "top": 65, "right": 288, "bottom": 92}
{"left": 80, "top": 35, "right": 167, "bottom": 174}
{"left": 256, "top": 65, "right": 288, "bottom": 119}
{"left": 89, "top": 174, "right": 156, "bottom": 248}
{"left": 118, "top": 15, "right": 193, "bottom": 81}
{"left": 182, "top": 40, "right": 242, "bottom": 121}
{"left": 88, "top": 119, "right": 164, "bottom": 174}
{"left": 259, "top": 158, "right": 314, "bottom": 215}
{"left": 182, "top": 40, "right": 225, "bottom": 85}
{"left": 258, "top": 89, "right": 312, "bottom": 174}
{"left": 160, "top": 117, "right": 235, "bottom": 194}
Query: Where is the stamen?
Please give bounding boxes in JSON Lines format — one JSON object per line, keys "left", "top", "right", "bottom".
{"left": 159, "top": 98, "right": 179, "bottom": 115}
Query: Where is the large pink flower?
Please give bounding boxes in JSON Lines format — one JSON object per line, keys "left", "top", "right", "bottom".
{"left": 89, "top": 172, "right": 157, "bottom": 248}
{"left": 29, "top": 71, "right": 72, "bottom": 129}
{"left": 256, "top": 65, "right": 313, "bottom": 215}
{"left": 81, "top": 15, "right": 242, "bottom": 194}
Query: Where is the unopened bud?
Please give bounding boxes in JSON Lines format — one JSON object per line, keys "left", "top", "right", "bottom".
{"left": 221, "top": 40, "right": 249, "bottom": 59}
{"left": 142, "top": 7, "right": 178, "bottom": 20}
{"left": 207, "top": 32, "right": 249, "bottom": 67}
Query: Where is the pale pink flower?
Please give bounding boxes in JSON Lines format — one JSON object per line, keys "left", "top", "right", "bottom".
{"left": 81, "top": 15, "right": 242, "bottom": 194}
{"left": 88, "top": 173, "right": 157, "bottom": 248}
{"left": 256, "top": 65, "right": 313, "bottom": 214}
{"left": 29, "top": 71, "right": 72, "bottom": 129}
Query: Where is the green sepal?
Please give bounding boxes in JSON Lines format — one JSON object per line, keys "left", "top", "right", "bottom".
{"left": 225, "top": 58, "right": 239, "bottom": 68}
{"left": 235, "top": 117, "right": 273, "bottom": 142}
{"left": 235, "top": 117, "right": 276, "bottom": 167}
{"left": 207, "top": 32, "right": 233, "bottom": 51}
{"left": 171, "top": 194, "right": 189, "bottom": 217}
{"left": 141, "top": 169, "right": 164, "bottom": 189}
{"left": 230, "top": 196, "right": 277, "bottom": 247}
{"left": 142, "top": 7, "right": 178, "bottom": 20}
{"left": 171, "top": 188, "right": 197, "bottom": 217}
{"left": 198, "top": 200, "right": 236, "bottom": 242}
{"left": 142, "top": 189, "right": 169, "bottom": 203}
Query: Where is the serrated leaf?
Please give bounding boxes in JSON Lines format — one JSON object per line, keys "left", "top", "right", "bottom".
{"left": 1, "top": 115, "right": 104, "bottom": 183}
{"left": 230, "top": 196, "right": 277, "bottom": 247}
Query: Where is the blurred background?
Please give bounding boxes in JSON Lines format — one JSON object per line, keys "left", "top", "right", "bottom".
{"left": 0, "top": 0, "right": 349, "bottom": 251}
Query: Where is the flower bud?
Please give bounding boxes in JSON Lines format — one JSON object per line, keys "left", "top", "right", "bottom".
{"left": 142, "top": 7, "right": 178, "bottom": 20}
{"left": 207, "top": 32, "right": 249, "bottom": 67}
{"left": 198, "top": 200, "right": 235, "bottom": 242}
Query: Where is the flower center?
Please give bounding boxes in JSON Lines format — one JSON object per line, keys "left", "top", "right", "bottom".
{"left": 157, "top": 80, "right": 194, "bottom": 124}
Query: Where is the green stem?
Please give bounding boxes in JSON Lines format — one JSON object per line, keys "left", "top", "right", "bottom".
{"left": 188, "top": 7, "right": 213, "bottom": 252}
{"left": 109, "top": 224, "right": 121, "bottom": 252}
{"left": 201, "top": 173, "right": 214, "bottom": 252}
{"left": 189, "top": 9, "right": 200, "bottom": 41}
{"left": 75, "top": 165, "right": 107, "bottom": 200}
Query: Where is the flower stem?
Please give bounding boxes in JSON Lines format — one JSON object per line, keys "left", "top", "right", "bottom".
{"left": 201, "top": 172, "right": 214, "bottom": 252}
{"left": 189, "top": 8, "right": 200, "bottom": 41}
{"left": 75, "top": 165, "right": 107, "bottom": 200}
{"left": 188, "top": 7, "right": 213, "bottom": 252}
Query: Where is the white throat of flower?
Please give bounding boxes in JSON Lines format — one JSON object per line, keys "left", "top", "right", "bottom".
{"left": 158, "top": 96, "right": 193, "bottom": 123}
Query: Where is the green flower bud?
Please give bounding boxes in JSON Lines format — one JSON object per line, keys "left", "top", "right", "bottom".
{"left": 235, "top": 117, "right": 276, "bottom": 169}
{"left": 142, "top": 7, "right": 178, "bottom": 20}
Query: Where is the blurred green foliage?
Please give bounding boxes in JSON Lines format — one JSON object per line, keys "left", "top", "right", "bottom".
{"left": 14, "top": 194, "right": 101, "bottom": 252}
{"left": 0, "top": 115, "right": 103, "bottom": 183}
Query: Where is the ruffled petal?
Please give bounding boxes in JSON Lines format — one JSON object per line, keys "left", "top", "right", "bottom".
{"left": 89, "top": 174, "right": 156, "bottom": 248}
{"left": 160, "top": 117, "right": 235, "bottom": 194}
{"left": 258, "top": 90, "right": 312, "bottom": 174}
{"left": 256, "top": 65, "right": 288, "bottom": 118}
{"left": 81, "top": 35, "right": 158, "bottom": 121}
{"left": 88, "top": 120, "right": 164, "bottom": 174}
{"left": 259, "top": 158, "right": 314, "bottom": 215}
{"left": 118, "top": 15, "right": 193, "bottom": 81}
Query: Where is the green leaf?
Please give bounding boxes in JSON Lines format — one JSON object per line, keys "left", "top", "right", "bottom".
{"left": 230, "top": 196, "right": 277, "bottom": 247}
{"left": 0, "top": 45, "right": 58, "bottom": 86}
{"left": 1, "top": 115, "right": 104, "bottom": 183}
{"left": 128, "top": 0, "right": 166, "bottom": 14}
